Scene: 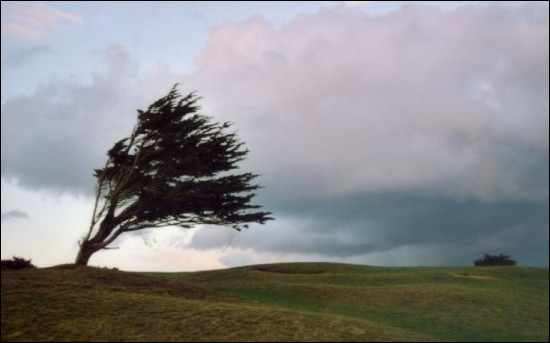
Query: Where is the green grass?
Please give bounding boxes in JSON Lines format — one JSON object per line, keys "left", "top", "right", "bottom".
{"left": 2, "top": 263, "right": 548, "bottom": 341}
{"left": 161, "top": 263, "right": 549, "bottom": 342}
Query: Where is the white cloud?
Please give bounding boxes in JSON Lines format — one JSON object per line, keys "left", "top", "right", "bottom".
{"left": 1, "top": 43, "right": 184, "bottom": 194}
{"left": 5, "top": 4, "right": 546, "bottom": 202}
{"left": 1, "top": 2, "right": 83, "bottom": 39}
{"left": 191, "top": 2, "right": 549, "bottom": 202}
{"left": 90, "top": 236, "right": 226, "bottom": 272}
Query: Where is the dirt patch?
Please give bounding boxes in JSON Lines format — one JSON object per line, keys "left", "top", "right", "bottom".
{"left": 250, "top": 266, "right": 330, "bottom": 275}
{"left": 251, "top": 266, "right": 288, "bottom": 273}
{"left": 451, "top": 272, "right": 504, "bottom": 280}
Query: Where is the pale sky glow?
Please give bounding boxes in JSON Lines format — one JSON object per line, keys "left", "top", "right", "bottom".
{"left": 1, "top": 1, "right": 548, "bottom": 271}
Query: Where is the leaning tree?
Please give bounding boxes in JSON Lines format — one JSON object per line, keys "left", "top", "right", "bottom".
{"left": 75, "top": 85, "right": 272, "bottom": 265}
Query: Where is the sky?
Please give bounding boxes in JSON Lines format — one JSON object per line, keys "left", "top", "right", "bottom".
{"left": 1, "top": 1, "right": 548, "bottom": 271}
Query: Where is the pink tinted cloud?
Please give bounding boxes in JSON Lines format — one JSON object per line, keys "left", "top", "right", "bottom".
{"left": 1, "top": 2, "right": 82, "bottom": 39}
{"left": 191, "top": 3, "right": 549, "bottom": 202}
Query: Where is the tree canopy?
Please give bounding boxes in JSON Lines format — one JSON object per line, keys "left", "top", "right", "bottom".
{"left": 75, "top": 85, "right": 272, "bottom": 265}
{"left": 474, "top": 253, "right": 517, "bottom": 266}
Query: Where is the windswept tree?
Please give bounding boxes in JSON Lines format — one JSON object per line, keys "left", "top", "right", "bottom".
{"left": 75, "top": 85, "right": 272, "bottom": 265}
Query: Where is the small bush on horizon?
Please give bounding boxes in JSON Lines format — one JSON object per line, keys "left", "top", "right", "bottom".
{"left": 1, "top": 256, "right": 36, "bottom": 270}
{"left": 474, "top": 253, "right": 517, "bottom": 266}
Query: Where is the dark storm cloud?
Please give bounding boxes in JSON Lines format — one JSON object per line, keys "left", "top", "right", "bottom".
{"left": 191, "top": 192, "right": 548, "bottom": 264}
{"left": 188, "top": 2, "right": 549, "bottom": 265}
{"left": 1, "top": 210, "right": 30, "bottom": 222}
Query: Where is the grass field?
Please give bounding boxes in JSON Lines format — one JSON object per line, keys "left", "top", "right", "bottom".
{"left": 2, "top": 263, "right": 548, "bottom": 341}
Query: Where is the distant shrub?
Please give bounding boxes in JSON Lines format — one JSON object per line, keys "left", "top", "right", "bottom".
{"left": 1, "top": 256, "right": 37, "bottom": 270}
{"left": 102, "top": 266, "right": 119, "bottom": 271}
{"left": 474, "top": 253, "right": 517, "bottom": 266}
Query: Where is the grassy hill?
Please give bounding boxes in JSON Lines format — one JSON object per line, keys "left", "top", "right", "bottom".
{"left": 2, "top": 263, "right": 548, "bottom": 342}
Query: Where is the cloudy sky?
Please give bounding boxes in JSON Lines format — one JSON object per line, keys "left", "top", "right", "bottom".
{"left": 2, "top": 1, "right": 548, "bottom": 271}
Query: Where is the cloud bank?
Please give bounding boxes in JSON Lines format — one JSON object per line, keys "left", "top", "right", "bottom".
{"left": 188, "top": 3, "right": 549, "bottom": 265}
{"left": 192, "top": 3, "right": 548, "bottom": 202}
{"left": 1, "top": 2, "right": 548, "bottom": 266}
{"left": 1, "top": 43, "right": 183, "bottom": 193}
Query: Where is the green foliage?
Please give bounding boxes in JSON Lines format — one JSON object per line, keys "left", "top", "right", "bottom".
{"left": 76, "top": 85, "right": 272, "bottom": 264}
{"left": 0, "top": 256, "right": 36, "bottom": 270}
{"left": 474, "top": 253, "right": 517, "bottom": 266}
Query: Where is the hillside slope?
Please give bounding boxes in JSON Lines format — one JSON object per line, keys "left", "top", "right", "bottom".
{"left": 2, "top": 265, "right": 435, "bottom": 342}
{"left": 165, "top": 263, "right": 549, "bottom": 342}
{"left": 2, "top": 263, "right": 548, "bottom": 342}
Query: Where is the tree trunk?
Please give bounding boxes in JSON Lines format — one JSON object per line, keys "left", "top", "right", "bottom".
{"left": 75, "top": 242, "right": 98, "bottom": 266}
